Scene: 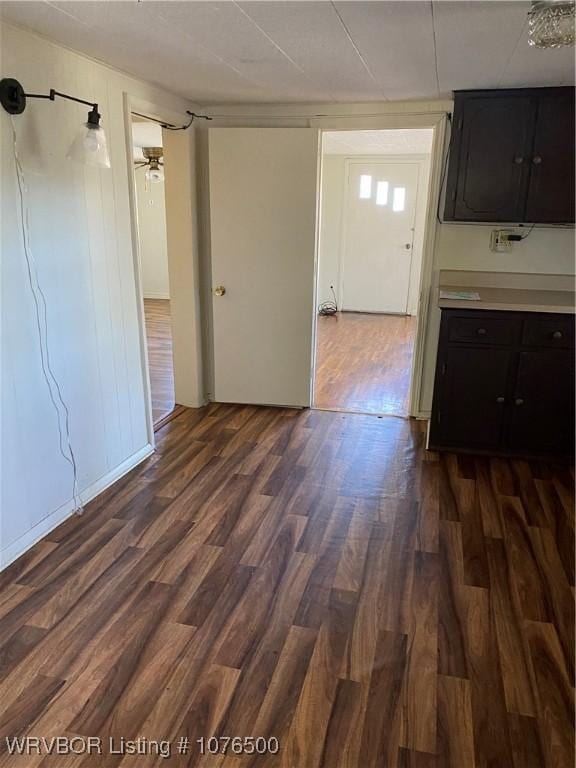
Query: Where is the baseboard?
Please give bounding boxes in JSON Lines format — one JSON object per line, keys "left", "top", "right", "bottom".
{"left": 143, "top": 292, "right": 170, "bottom": 300}
{"left": 0, "top": 443, "right": 154, "bottom": 572}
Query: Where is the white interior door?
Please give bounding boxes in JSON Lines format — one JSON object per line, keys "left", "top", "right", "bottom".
{"left": 341, "top": 161, "right": 419, "bottom": 313}
{"left": 209, "top": 128, "right": 319, "bottom": 407}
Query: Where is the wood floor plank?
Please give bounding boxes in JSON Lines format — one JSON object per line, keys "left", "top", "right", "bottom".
{"left": 358, "top": 629, "right": 407, "bottom": 768}
{"left": 280, "top": 589, "right": 357, "bottom": 768}
{"left": 485, "top": 538, "right": 537, "bottom": 717}
{"left": 501, "top": 496, "right": 553, "bottom": 623}
{"left": 464, "top": 586, "right": 514, "bottom": 768}
{"left": 528, "top": 526, "right": 575, "bottom": 681}
{"left": 437, "top": 521, "right": 468, "bottom": 679}
{"left": 437, "top": 675, "right": 476, "bottom": 768}
{"left": 0, "top": 404, "right": 572, "bottom": 767}
{"left": 399, "top": 551, "right": 438, "bottom": 754}
{"left": 525, "top": 621, "right": 574, "bottom": 768}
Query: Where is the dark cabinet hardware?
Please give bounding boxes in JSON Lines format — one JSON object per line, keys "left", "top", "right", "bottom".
{"left": 430, "top": 308, "right": 575, "bottom": 458}
{"left": 444, "top": 87, "right": 575, "bottom": 223}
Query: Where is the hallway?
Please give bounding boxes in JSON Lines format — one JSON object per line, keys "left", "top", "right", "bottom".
{"left": 314, "top": 312, "right": 416, "bottom": 416}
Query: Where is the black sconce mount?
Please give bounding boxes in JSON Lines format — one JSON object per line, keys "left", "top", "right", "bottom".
{"left": 0, "top": 77, "right": 101, "bottom": 125}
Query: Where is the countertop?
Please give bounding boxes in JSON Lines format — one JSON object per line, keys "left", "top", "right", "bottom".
{"left": 438, "top": 270, "right": 575, "bottom": 315}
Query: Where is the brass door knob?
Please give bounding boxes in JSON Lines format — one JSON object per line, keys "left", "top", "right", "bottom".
{"left": 214, "top": 285, "right": 226, "bottom": 297}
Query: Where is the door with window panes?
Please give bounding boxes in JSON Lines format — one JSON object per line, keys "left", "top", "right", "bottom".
{"left": 341, "top": 161, "right": 419, "bottom": 314}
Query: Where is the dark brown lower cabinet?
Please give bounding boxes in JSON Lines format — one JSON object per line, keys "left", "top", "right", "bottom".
{"left": 429, "top": 309, "right": 575, "bottom": 458}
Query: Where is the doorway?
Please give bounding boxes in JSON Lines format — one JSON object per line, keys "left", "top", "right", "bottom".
{"left": 131, "top": 115, "right": 176, "bottom": 429}
{"left": 313, "top": 129, "right": 434, "bottom": 417}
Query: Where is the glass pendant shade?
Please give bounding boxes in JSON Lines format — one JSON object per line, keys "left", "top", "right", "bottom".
{"left": 67, "top": 123, "right": 111, "bottom": 168}
{"left": 145, "top": 165, "right": 164, "bottom": 183}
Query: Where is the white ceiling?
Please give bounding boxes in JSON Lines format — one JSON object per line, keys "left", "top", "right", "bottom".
{"left": 1, "top": 1, "right": 574, "bottom": 105}
{"left": 131, "top": 120, "right": 163, "bottom": 148}
{"left": 131, "top": 119, "right": 163, "bottom": 161}
{"left": 323, "top": 128, "right": 434, "bottom": 155}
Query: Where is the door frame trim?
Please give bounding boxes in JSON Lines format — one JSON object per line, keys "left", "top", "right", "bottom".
{"left": 312, "top": 115, "right": 448, "bottom": 418}
{"left": 123, "top": 94, "right": 203, "bottom": 443}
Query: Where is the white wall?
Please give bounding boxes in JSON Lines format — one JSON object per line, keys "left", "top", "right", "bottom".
{"left": 317, "top": 152, "right": 430, "bottom": 315}
{"left": 0, "top": 22, "right": 196, "bottom": 568}
{"left": 317, "top": 155, "right": 345, "bottom": 308}
{"left": 134, "top": 169, "right": 170, "bottom": 299}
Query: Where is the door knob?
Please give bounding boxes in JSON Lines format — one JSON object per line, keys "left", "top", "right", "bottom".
{"left": 404, "top": 243, "right": 411, "bottom": 249}
{"left": 514, "top": 398, "right": 525, "bottom": 406}
{"left": 552, "top": 330, "right": 563, "bottom": 339}
{"left": 496, "top": 396, "right": 505, "bottom": 404}
{"left": 214, "top": 285, "right": 226, "bottom": 297}
{"left": 532, "top": 156, "right": 542, "bottom": 165}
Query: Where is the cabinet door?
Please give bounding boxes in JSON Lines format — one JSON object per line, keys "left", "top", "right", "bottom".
{"left": 507, "top": 349, "right": 575, "bottom": 454}
{"left": 446, "top": 94, "right": 536, "bottom": 222}
{"left": 434, "top": 346, "right": 511, "bottom": 447}
{"left": 525, "top": 89, "right": 575, "bottom": 224}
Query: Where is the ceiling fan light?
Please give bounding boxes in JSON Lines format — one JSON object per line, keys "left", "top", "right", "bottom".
{"left": 528, "top": 1, "right": 575, "bottom": 48}
{"left": 145, "top": 165, "right": 164, "bottom": 183}
{"left": 67, "top": 119, "right": 110, "bottom": 169}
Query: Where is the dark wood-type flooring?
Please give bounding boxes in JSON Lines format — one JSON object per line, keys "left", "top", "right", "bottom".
{"left": 144, "top": 298, "right": 176, "bottom": 427}
{"left": 314, "top": 312, "right": 416, "bottom": 417}
{"left": 0, "top": 404, "right": 573, "bottom": 767}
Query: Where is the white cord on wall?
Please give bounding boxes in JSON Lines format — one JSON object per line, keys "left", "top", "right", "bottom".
{"left": 10, "top": 116, "right": 83, "bottom": 515}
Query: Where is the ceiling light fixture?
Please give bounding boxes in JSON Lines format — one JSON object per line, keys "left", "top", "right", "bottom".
{"left": 134, "top": 147, "right": 164, "bottom": 183}
{"left": 0, "top": 77, "right": 111, "bottom": 168}
{"left": 528, "top": 1, "right": 575, "bottom": 48}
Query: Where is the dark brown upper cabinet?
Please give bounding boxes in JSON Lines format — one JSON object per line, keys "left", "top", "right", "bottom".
{"left": 444, "top": 87, "right": 575, "bottom": 224}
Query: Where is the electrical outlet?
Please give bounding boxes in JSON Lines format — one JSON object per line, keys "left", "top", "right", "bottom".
{"left": 490, "top": 229, "right": 514, "bottom": 253}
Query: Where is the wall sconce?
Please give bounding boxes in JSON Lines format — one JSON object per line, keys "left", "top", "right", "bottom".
{"left": 0, "top": 77, "right": 111, "bottom": 168}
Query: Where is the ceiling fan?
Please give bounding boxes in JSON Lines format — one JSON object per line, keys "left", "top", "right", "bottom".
{"left": 134, "top": 146, "right": 164, "bottom": 183}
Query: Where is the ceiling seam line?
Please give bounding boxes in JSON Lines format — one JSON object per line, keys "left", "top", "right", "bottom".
{"left": 232, "top": 1, "right": 338, "bottom": 102}
{"left": 153, "top": 12, "right": 269, "bottom": 90}
{"left": 329, "top": 1, "right": 388, "bottom": 101}
{"left": 497, "top": 18, "right": 529, "bottom": 87}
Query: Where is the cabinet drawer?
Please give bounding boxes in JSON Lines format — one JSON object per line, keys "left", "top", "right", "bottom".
{"left": 447, "top": 315, "right": 519, "bottom": 346}
{"left": 521, "top": 315, "right": 575, "bottom": 349}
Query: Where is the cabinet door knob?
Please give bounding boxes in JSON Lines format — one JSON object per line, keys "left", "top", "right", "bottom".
{"left": 496, "top": 396, "right": 505, "bottom": 404}
{"left": 476, "top": 327, "right": 487, "bottom": 335}
{"left": 213, "top": 285, "right": 226, "bottom": 297}
{"left": 552, "top": 330, "right": 563, "bottom": 339}
{"left": 532, "top": 155, "right": 542, "bottom": 165}
{"left": 514, "top": 397, "right": 525, "bottom": 406}
{"left": 514, "top": 156, "right": 524, "bottom": 164}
